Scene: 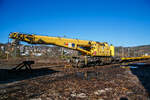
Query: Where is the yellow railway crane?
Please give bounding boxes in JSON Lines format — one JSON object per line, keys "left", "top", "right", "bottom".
{"left": 9, "top": 32, "right": 115, "bottom": 67}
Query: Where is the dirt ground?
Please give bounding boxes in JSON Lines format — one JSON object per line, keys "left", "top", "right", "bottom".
{"left": 0, "top": 58, "right": 150, "bottom": 100}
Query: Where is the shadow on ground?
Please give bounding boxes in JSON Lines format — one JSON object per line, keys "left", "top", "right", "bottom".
{"left": 129, "top": 63, "right": 150, "bottom": 97}
{"left": 0, "top": 67, "right": 59, "bottom": 84}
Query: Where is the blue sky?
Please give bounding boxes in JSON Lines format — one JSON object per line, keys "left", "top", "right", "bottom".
{"left": 0, "top": 0, "right": 150, "bottom": 46}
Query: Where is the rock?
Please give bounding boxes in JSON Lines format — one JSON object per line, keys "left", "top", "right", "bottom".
{"left": 94, "top": 90, "right": 106, "bottom": 95}
{"left": 30, "top": 98, "right": 41, "bottom": 100}
{"left": 45, "top": 98, "right": 53, "bottom": 100}
{"left": 71, "top": 93, "right": 77, "bottom": 97}
{"left": 127, "top": 91, "right": 134, "bottom": 94}
{"left": 98, "top": 99, "right": 104, "bottom": 100}
{"left": 77, "top": 93, "right": 87, "bottom": 98}
{"left": 105, "top": 88, "right": 112, "bottom": 91}
{"left": 71, "top": 93, "right": 87, "bottom": 98}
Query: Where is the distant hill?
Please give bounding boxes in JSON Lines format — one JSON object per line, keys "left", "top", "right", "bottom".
{"left": 134, "top": 45, "right": 150, "bottom": 53}
{"left": 115, "top": 45, "right": 150, "bottom": 57}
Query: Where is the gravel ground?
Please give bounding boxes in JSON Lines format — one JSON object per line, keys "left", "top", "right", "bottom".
{"left": 0, "top": 59, "right": 150, "bottom": 100}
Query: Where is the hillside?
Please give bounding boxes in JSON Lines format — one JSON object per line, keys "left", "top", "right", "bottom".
{"left": 115, "top": 45, "right": 150, "bottom": 57}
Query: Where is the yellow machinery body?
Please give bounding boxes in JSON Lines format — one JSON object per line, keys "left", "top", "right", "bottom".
{"left": 121, "top": 55, "right": 150, "bottom": 61}
{"left": 9, "top": 32, "right": 115, "bottom": 57}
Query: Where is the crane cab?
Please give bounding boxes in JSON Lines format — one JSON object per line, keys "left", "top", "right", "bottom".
{"left": 90, "top": 43, "right": 114, "bottom": 57}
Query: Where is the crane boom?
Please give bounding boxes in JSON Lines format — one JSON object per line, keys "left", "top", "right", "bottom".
{"left": 9, "top": 32, "right": 114, "bottom": 57}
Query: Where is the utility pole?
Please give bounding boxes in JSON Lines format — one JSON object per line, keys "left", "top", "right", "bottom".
{"left": 122, "top": 46, "right": 124, "bottom": 57}
{"left": 133, "top": 48, "right": 136, "bottom": 57}
{"left": 128, "top": 47, "right": 130, "bottom": 57}
{"left": 11, "top": 39, "right": 19, "bottom": 58}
